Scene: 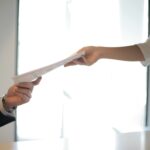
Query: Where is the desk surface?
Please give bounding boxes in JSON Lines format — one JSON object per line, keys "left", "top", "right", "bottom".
{"left": 0, "top": 130, "right": 150, "bottom": 150}
{"left": 0, "top": 140, "right": 65, "bottom": 150}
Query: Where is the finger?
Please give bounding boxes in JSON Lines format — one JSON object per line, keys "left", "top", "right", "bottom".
{"left": 13, "top": 86, "right": 18, "bottom": 94}
{"left": 15, "top": 92, "right": 31, "bottom": 103}
{"left": 16, "top": 77, "right": 42, "bottom": 88}
{"left": 82, "top": 56, "right": 91, "bottom": 66}
{"left": 15, "top": 88, "right": 32, "bottom": 98}
{"left": 65, "top": 57, "right": 86, "bottom": 67}
{"left": 17, "top": 82, "right": 34, "bottom": 91}
{"left": 64, "top": 61, "right": 76, "bottom": 67}
{"left": 32, "top": 76, "right": 42, "bottom": 85}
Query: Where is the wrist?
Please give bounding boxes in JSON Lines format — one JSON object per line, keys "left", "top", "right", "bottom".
{"left": 2, "top": 95, "right": 16, "bottom": 113}
{"left": 94, "top": 46, "right": 105, "bottom": 59}
{"left": 98, "top": 47, "right": 113, "bottom": 59}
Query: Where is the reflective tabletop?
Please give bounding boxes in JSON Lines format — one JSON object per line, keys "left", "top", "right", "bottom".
{"left": 0, "top": 129, "right": 150, "bottom": 150}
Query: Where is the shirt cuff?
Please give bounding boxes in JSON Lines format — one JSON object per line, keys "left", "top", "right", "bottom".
{"left": 0, "top": 97, "right": 15, "bottom": 117}
{"left": 137, "top": 45, "right": 150, "bottom": 66}
{"left": 137, "top": 38, "right": 150, "bottom": 66}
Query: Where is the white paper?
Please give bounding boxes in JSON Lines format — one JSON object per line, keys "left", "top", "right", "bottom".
{"left": 13, "top": 51, "right": 85, "bottom": 83}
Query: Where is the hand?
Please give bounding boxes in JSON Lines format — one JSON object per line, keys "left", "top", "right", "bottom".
{"left": 64, "top": 46, "right": 101, "bottom": 67}
{"left": 3, "top": 77, "right": 42, "bottom": 110}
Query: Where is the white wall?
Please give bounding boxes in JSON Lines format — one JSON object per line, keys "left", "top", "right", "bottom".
{"left": 119, "top": 0, "right": 146, "bottom": 42}
{"left": 0, "top": 0, "right": 18, "bottom": 142}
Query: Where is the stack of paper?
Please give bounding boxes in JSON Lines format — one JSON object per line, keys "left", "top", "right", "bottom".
{"left": 13, "top": 51, "right": 85, "bottom": 83}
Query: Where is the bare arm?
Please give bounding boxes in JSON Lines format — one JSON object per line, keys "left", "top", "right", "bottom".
{"left": 65, "top": 45, "right": 145, "bottom": 66}
{"left": 100, "top": 45, "right": 144, "bottom": 61}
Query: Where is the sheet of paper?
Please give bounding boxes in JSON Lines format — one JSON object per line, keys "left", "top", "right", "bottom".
{"left": 13, "top": 51, "right": 85, "bottom": 83}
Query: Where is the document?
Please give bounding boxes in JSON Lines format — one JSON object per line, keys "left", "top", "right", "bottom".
{"left": 13, "top": 51, "right": 85, "bottom": 83}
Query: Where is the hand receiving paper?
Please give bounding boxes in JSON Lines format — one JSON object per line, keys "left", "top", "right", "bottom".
{"left": 3, "top": 77, "right": 42, "bottom": 111}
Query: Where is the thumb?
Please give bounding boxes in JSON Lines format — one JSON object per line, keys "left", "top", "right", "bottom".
{"left": 32, "top": 77, "right": 42, "bottom": 85}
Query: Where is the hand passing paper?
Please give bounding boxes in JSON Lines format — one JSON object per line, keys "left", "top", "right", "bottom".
{"left": 13, "top": 51, "right": 85, "bottom": 83}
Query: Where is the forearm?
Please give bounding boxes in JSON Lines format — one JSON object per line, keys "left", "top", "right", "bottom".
{"left": 98, "top": 45, "right": 145, "bottom": 61}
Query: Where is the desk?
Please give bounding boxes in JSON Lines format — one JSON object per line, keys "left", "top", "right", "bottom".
{"left": 0, "top": 140, "right": 65, "bottom": 150}
{"left": 0, "top": 130, "right": 150, "bottom": 150}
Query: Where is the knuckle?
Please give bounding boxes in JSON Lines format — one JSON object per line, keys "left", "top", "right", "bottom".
{"left": 20, "top": 95, "right": 30, "bottom": 103}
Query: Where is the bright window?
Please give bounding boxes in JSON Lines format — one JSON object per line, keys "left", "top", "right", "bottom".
{"left": 17, "top": 0, "right": 148, "bottom": 149}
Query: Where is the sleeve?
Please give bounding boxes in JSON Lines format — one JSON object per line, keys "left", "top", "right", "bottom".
{"left": 137, "top": 37, "right": 150, "bottom": 66}
{"left": 0, "top": 97, "right": 15, "bottom": 127}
